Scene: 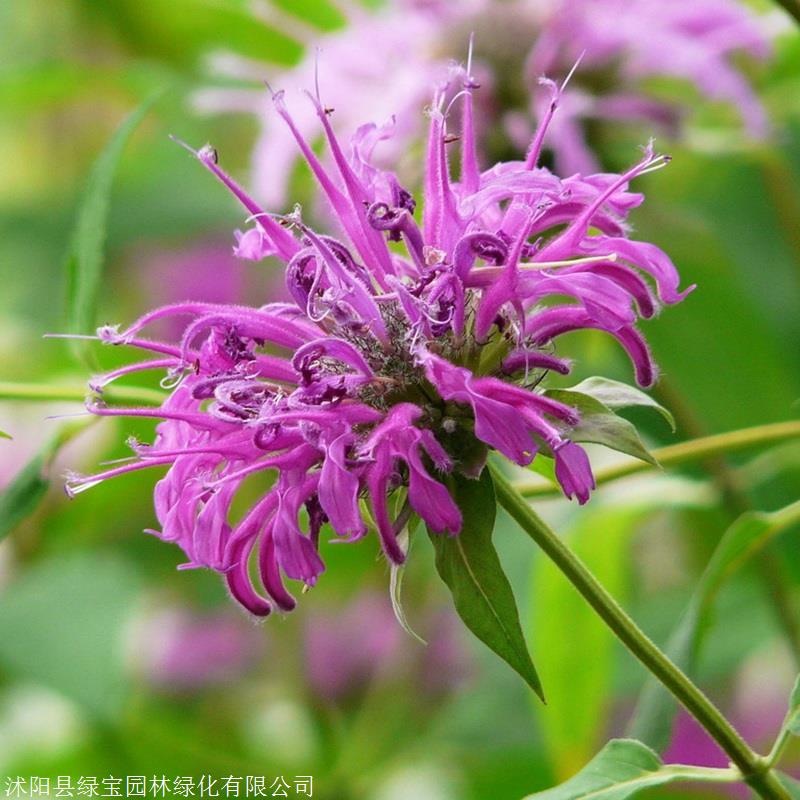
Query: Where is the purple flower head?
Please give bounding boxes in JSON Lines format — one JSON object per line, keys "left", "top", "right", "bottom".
{"left": 68, "top": 68, "right": 691, "bottom": 616}
{"left": 197, "top": 0, "right": 770, "bottom": 205}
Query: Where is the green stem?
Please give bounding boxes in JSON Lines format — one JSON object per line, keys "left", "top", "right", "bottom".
{"left": 514, "top": 420, "right": 800, "bottom": 497}
{"left": 767, "top": 708, "right": 797, "bottom": 769}
{"left": 774, "top": 0, "right": 800, "bottom": 27}
{"left": 490, "top": 463, "right": 790, "bottom": 800}
{"left": 0, "top": 381, "right": 164, "bottom": 406}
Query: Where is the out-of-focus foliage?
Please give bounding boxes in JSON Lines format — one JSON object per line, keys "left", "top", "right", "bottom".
{"left": 1, "top": 1, "right": 800, "bottom": 798}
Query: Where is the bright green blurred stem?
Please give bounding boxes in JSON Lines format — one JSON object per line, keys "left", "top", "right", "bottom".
{"left": 773, "top": 0, "right": 800, "bottom": 27}
{"left": 490, "top": 463, "right": 791, "bottom": 800}
{"left": 513, "top": 420, "right": 800, "bottom": 498}
{"left": 0, "top": 381, "right": 164, "bottom": 406}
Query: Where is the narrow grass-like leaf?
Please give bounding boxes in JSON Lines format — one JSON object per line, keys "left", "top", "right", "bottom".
{"left": 0, "top": 430, "right": 11, "bottom": 440}
{"left": 568, "top": 377, "right": 675, "bottom": 431}
{"left": 629, "top": 499, "right": 800, "bottom": 749}
{"left": 523, "top": 739, "right": 737, "bottom": 800}
{"left": 428, "top": 470, "right": 544, "bottom": 700}
{"left": 545, "top": 389, "right": 659, "bottom": 466}
{"left": 65, "top": 93, "right": 159, "bottom": 362}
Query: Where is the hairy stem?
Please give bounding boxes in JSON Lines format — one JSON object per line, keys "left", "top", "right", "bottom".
{"left": 514, "top": 420, "right": 800, "bottom": 497}
{"left": 490, "top": 463, "right": 790, "bottom": 800}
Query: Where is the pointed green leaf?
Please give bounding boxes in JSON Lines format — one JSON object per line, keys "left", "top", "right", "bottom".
{"left": 0, "top": 430, "right": 11, "bottom": 440}
{"left": 65, "top": 93, "right": 160, "bottom": 362}
{"left": 629, "top": 500, "right": 800, "bottom": 749}
{"left": 524, "top": 739, "right": 736, "bottom": 800}
{"left": 567, "top": 377, "right": 675, "bottom": 431}
{"left": 428, "top": 470, "right": 544, "bottom": 700}
{"left": 545, "top": 389, "right": 659, "bottom": 466}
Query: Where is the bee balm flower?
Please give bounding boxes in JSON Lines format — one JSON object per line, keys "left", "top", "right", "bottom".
{"left": 67, "top": 72, "right": 691, "bottom": 616}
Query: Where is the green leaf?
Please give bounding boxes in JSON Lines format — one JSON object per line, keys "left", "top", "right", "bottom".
{"left": 0, "top": 430, "right": 11, "bottom": 440}
{"left": 528, "top": 454, "right": 558, "bottom": 485}
{"left": 778, "top": 772, "right": 800, "bottom": 799}
{"left": 0, "top": 553, "right": 140, "bottom": 720}
{"left": 0, "top": 421, "right": 93, "bottom": 542}
{"left": 65, "top": 93, "right": 160, "bottom": 362}
{"left": 531, "top": 508, "right": 641, "bottom": 776}
{"left": 0, "top": 447, "right": 52, "bottom": 543}
{"left": 567, "top": 377, "right": 676, "bottom": 431}
{"left": 629, "top": 500, "right": 800, "bottom": 749}
{"left": 544, "top": 389, "right": 659, "bottom": 466}
{"left": 428, "top": 470, "right": 544, "bottom": 700}
{"left": 523, "top": 739, "right": 736, "bottom": 800}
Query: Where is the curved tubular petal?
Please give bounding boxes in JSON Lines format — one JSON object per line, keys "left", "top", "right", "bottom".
{"left": 527, "top": 307, "right": 657, "bottom": 387}
{"left": 226, "top": 537, "right": 272, "bottom": 617}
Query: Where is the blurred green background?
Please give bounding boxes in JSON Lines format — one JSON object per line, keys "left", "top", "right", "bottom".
{"left": 1, "top": 1, "right": 800, "bottom": 798}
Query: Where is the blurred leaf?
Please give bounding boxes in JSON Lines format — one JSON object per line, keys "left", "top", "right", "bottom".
{"left": 528, "top": 454, "right": 558, "bottom": 484}
{"left": 523, "top": 739, "right": 735, "bottom": 800}
{"left": 0, "top": 552, "right": 140, "bottom": 720}
{"left": 545, "top": 389, "right": 658, "bottom": 466}
{"left": 531, "top": 507, "right": 640, "bottom": 776}
{"left": 101, "top": 0, "right": 301, "bottom": 68}
{"left": 639, "top": 176, "right": 800, "bottom": 434}
{"left": 629, "top": 500, "right": 800, "bottom": 749}
{"left": 0, "top": 430, "right": 11, "bottom": 439}
{"left": 429, "top": 470, "right": 544, "bottom": 700}
{"left": 779, "top": 773, "right": 800, "bottom": 799}
{"left": 567, "top": 377, "right": 675, "bottom": 431}
{"left": 0, "top": 450, "right": 49, "bottom": 542}
{"left": 65, "top": 93, "right": 159, "bottom": 362}
{"left": 0, "top": 420, "right": 94, "bottom": 542}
